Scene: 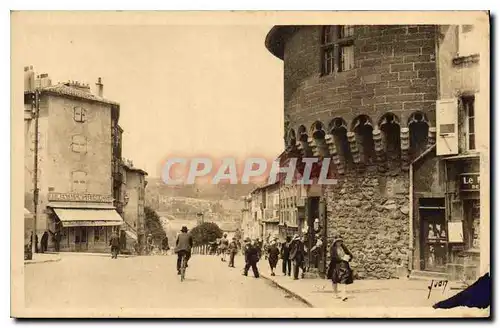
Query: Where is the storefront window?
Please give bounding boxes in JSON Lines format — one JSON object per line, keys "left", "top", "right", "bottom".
{"left": 94, "top": 227, "right": 106, "bottom": 242}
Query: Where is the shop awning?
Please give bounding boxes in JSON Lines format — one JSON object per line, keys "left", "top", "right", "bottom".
{"left": 125, "top": 230, "right": 138, "bottom": 240}
{"left": 53, "top": 208, "right": 124, "bottom": 227}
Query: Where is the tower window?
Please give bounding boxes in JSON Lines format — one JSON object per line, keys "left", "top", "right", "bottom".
{"left": 321, "top": 25, "right": 355, "bottom": 75}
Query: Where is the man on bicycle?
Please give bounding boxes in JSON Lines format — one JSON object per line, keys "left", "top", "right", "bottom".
{"left": 175, "top": 226, "right": 193, "bottom": 275}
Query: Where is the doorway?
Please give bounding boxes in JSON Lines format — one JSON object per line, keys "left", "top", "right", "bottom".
{"left": 74, "top": 227, "right": 88, "bottom": 252}
{"left": 419, "top": 198, "right": 447, "bottom": 272}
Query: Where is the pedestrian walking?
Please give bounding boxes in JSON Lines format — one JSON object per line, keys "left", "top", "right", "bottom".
{"left": 281, "top": 236, "right": 292, "bottom": 276}
{"left": 310, "top": 234, "right": 324, "bottom": 269}
{"left": 109, "top": 230, "right": 120, "bottom": 259}
{"left": 228, "top": 237, "right": 238, "bottom": 268}
{"left": 220, "top": 233, "right": 229, "bottom": 262}
{"left": 255, "top": 238, "right": 263, "bottom": 260}
{"left": 146, "top": 233, "right": 154, "bottom": 255}
{"left": 48, "top": 225, "right": 62, "bottom": 252}
{"left": 40, "top": 231, "right": 49, "bottom": 253}
{"left": 326, "top": 235, "right": 354, "bottom": 301}
{"left": 161, "top": 236, "right": 170, "bottom": 255}
{"left": 289, "top": 234, "right": 305, "bottom": 280}
{"left": 34, "top": 233, "right": 39, "bottom": 253}
{"left": 267, "top": 239, "right": 280, "bottom": 276}
{"left": 54, "top": 230, "right": 62, "bottom": 252}
{"left": 242, "top": 238, "right": 260, "bottom": 278}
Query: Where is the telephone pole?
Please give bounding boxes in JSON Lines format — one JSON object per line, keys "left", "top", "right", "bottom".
{"left": 32, "top": 89, "right": 40, "bottom": 255}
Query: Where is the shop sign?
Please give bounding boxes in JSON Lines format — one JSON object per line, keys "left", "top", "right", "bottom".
{"left": 459, "top": 173, "right": 480, "bottom": 191}
{"left": 48, "top": 192, "right": 113, "bottom": 203}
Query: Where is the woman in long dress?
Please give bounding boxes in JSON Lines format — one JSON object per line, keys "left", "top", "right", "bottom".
{"left": 267, "top": 240, "right": 280, "bottom": 276}
{"left": 326, "top": 235, "right": 354, "bottom": 301}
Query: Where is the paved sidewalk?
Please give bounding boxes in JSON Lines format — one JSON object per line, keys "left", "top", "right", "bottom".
{"left": 25, "top": 253, "right": 61, "bottom": 265}
{"left": 259, "top": 270, "right": 483, "bottom": 310}
{"left": 58, "top": 251, "right": 137, "bottom": 258}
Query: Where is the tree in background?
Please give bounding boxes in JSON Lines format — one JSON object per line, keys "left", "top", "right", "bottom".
{"left": 144, "top": 206, "right": 167, "bottom": 244}
{"left": 190, "top": 222, "right": 223, "bottom": 246}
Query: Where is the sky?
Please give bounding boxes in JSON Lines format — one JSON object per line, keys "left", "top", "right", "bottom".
{"left": 16, "top": 22, "right": 285, "bottom": 177}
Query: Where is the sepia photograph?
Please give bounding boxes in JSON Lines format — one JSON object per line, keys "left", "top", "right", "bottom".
{"left": 10, "top": 10, "right": 491, "bottom": 318}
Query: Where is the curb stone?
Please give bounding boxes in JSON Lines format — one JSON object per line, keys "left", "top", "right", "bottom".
{"left": 260, "top": 274, "right": 314, "bottom": 308}
{"left": 58, "top": 252, "right": 137, "bottom": 258}
{"left": 25, "top": 257, "right": 61, "bottom": 265}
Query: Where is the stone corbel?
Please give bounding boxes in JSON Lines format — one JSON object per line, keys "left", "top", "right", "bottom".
{"left": 372, "top": 129, "right": 387, "bottom": 172}
{"left": 400, "top": 127, "right": 410, "bottom": 171}
{"left": 307, "top": 137, "right": 320, "bottom": 157}
{"left": 295, "top": 141, "right": 305, "bottom": 157}
{"left": 347, "top": 132, "right": 362, "bottom": 166}
{"left": 428, "top": 127, "right": 436, "bottom": 147}
{"left": 325, "top": 134, "right": 345, "bottom": 175}
{"left": 309, "top": 137, "right": 330, "bottom": 158}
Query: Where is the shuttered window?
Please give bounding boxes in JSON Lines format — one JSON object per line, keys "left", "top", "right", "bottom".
{"left": 71, "top": 171, "right": 88, "bottom": 192}
{"left": 73, "top": 106, "right": 87, "bottom": 122}
{"left": 436, "top": 98, "right": 459, "bottom": 156}
{"left": 71, "top": 135, "right": 87, "bottom": 153}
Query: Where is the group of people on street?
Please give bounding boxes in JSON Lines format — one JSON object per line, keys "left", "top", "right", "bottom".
{"left": 233, "top": 233, "right": 354, "bottom": 301}
{"left": 30, "top": 226, "right": 63, "bottom": 254}
{"left": 143, "top": 234, "right": 170, "bottom": 255}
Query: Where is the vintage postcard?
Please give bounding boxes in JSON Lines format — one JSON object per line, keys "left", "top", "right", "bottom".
{"left": 11, "top": 11, "right": 490, "bottom": 318}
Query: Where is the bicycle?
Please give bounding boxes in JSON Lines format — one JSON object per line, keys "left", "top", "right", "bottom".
{"left": 180, "top": 252, "right": 187, "bottom": 282}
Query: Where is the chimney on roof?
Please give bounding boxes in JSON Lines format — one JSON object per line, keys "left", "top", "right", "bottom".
{"left": 95, "top": 77, "right": 103, "bottom": 97}
{"left": 66, "top": 80, "right": 91, "bottom": 93}
{"left": 39, "top": 73, "right": 51, "bottom": 88}
{"left": 23, "top": 66, "right": 35, "bottom": 92}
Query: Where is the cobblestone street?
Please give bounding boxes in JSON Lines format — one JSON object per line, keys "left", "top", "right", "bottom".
{"left": 24, "top": 254, "right": 307, "bottom": 309}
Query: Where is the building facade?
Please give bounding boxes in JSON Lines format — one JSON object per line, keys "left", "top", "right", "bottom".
{"left": 266, "top": 25, "right": 440, "bottom": 279}
{"left": 24, "top": 68, "right": 131, "bottom": 253}
{"left": 410, "top": 24, "right": 488, "bottom": 281}
{"left": 121, "top": 159, "right": 148, "bottom": 253}
{"left": 240, "top": 195, "right": 259, "bottom": 240}
{"left": 278, "top": 179, "right": 307, "bottom": 240}
{"left": 261, "top": 182, "right": 280, "bottom": 243}
{"left": 250, "top": 188, "right": 265, "bottom": 240}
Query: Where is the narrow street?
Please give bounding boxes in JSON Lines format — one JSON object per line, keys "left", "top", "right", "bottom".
{"left": 24, "top": 254, "right": 307, "bottom": 309}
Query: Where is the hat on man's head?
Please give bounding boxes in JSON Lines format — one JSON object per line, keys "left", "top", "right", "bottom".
{"left": 181, "top": 226, "right": 188, "bottom": 233}
{"left": 244, "top": 237, "right": 251, "bottom": 243}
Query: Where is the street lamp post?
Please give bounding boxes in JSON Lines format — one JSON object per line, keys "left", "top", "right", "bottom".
{"left": 32, "top": 89, "right": 40, "bottom": 255}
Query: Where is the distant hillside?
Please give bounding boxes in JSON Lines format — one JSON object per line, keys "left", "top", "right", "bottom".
{"left": 145, "top": 177, "right": 254, "bottom": 224}
{"left": 145, "top": 177, "right": 257, "bottom": 201}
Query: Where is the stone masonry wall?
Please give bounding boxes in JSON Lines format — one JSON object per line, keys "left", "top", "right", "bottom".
{"left": 325, "top": 166, "right": 410, "bottom": 279}
{"left": 283, "top": 25, "right": 438, "bottom": 131}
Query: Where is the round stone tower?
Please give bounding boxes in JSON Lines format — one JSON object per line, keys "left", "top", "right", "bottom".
{"left": 266, "top": 25, "right": 439, "bottom": 279}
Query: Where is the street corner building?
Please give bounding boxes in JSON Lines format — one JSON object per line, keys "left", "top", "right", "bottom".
{"left": 23, "top": 68, "right": 148, "bottom": 254}
{"left": 264, "top": 25, "right": 488, "bottom": 281}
